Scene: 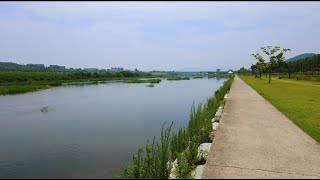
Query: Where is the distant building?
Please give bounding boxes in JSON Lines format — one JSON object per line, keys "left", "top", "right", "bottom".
{"left": 110, "top": 67, "right": 124, "bottom": 72}
{"left": 228, "top": 70, "right": 234, "bottom": 74}
{"left": 84, "top": 68, "right": 99, "bottom": 72}
{"left": 49, "top": 65, "right": 66, "bottom": 71}
{"left": 216, "top": 69, "right": 221, "bottom": 73}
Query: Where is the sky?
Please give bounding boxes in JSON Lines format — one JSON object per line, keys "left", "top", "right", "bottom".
{"left": 1, "top": 2, "right": 320, "bottom": 71}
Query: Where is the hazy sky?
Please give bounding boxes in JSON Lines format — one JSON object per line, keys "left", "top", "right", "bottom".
{"left": 1, "top": 2, "right": 320, "bottom": 71}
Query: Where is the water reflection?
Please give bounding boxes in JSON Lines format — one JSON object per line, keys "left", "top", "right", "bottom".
{"left": 0, "top": 77, "right": 226, "bottom": 178}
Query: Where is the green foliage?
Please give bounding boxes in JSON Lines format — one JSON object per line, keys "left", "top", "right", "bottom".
{"left": 49, "top": 81, "right": 62, "bottom": 86}
{"left": 0, "top": 84, "right": 48, "bottom": 95}
{"left": 0, "top": 71, "right": 156, "bottom": 95}
{"left": 287, "top": 54, "right": 320, "bottom": 74}
{"left": 120, "top": 76, "right": 235, "bottom": 179}
{"left": 176, "top": 152, "right": 193, "bottom": 179}
{"left": 240, "top": 75, "right": 320, "bottom": 142}
{"left": 192, "top": 76, "right": 204, "bottom": 79}
{"left": 238, "top": 67, "right": 250, "bottom": 75}
{"left": 123, "top": 79, "right": 161, "bottom": 84}
{"left": 207, "top": 73, "right": 232, "bottom": 78}
{"left": 286, "top": 53, "right": 317, "bottom": 63}
{"left": 0, "top": 62, "right": 32, "bottom": 72}
{"left": 0, "top": 71, "right": 152, "bottom": 84}
{"left": 121, "top": 122, "right": 173, "bottom": 179}
{"left": 251, "top": 46, "right": 291, "bottom": 83}
{"left": 170, "top": 128, "right": 189, "bottom": 161}
{"left": 167, "top": 77, "right": 190, "bottom": 80}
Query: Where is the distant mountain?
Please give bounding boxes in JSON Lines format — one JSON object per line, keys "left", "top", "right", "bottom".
{"left": 286, "top": 53, "right": 317, "bottom": 63}
{"left": 0, "top": 62, "right": 30, "bottom": 71}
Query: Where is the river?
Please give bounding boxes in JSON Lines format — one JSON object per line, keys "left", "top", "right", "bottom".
{"left": 0, "top": 77, "right": 226, "bottom": 178}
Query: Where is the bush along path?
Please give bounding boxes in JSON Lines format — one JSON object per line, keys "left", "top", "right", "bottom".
{"left": 117, "top": 75, "right": 234, "bottom": 179}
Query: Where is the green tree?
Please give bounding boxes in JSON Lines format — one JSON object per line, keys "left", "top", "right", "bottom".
{"left": 252, "top": 46, "right": 291, "bottom": 83}
{"left": 251, "top": 53, "right": 266, "bottom": 79}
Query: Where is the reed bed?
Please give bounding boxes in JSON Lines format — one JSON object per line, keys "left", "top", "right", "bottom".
{"left": 119, "top": 75, "right": 234, "bottom": 179}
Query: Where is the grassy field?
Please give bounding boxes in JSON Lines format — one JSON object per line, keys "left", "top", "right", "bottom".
{"left": 240, "top": 75, "right": 320, "bottom": 142}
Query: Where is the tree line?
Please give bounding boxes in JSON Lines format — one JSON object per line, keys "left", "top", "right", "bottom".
{"left": 287, "top": 54, "right": 320, "bottom": 74}
{"left": 0, "top": 71, "right": 152, "bottom": 84}
{"left": 238, "top": 46, "right": 320, "bottom": 83}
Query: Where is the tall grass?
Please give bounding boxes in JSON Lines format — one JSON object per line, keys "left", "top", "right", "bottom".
{"left": 167, "top": 77, "right": 190, "bottom": 80}
{"left": 119, "top": 75, "right": 234, "bottom": 179}
{"left": 0, "top": 84, "right": 48, "bottom": 95}
{"left": 192, "top": 76, "right": 204, "bottom": 79}
{"left": 123, "top": 79, "right": 161, "bottom": 83}
{"left": 121, "top": 122, "right": 173, "bottom": 179}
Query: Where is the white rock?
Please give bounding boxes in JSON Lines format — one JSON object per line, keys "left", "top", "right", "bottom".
{"left": 169, "top": 159, "right": 178, "bottom": 179}
{"left": 215, "top": 106, "right": 224, "bottom": 119}
{"left": 199, "top": 143, "right": 212, "bottom": 152}
{"left": 214, "top": 112, "right": 221, "bottom": 118}
{"left": 224, "top": 93, "right": 229, "bottom": 99}
{"left": 212, "top": 122, "right": 219, "bottom": 131}
{"left": 197, "top": 143, "right": 211, "bottom": 163}
{"left": 192, "top": 165, "right": 205, "bottom": 179}
{"left": 211, "top": 118, "right": 216, "bottom": 122}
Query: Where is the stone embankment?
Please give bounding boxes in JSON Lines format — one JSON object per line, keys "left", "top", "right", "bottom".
{"left": 169, "top": 92, "right": 230, "bottom": 179}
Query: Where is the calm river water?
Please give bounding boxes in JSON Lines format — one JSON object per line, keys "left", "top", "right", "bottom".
{"left": 0, "top": 77, "right": 226, "bottom": 178}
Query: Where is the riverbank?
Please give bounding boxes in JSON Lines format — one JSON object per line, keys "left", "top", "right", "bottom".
{"left": 167, "top": 77, "right": 190, "bottom": 80}
{"left": 0, "top": 71, "right": 160, "bottom": 95}
{"left": 202, "top": 75, "right": 320, "bottom": 179}
{"left": 0, "top": 77, "right": 162, "bottom": 95}
{"left": 118, "top": 75, "right": 234, "bottom": 179}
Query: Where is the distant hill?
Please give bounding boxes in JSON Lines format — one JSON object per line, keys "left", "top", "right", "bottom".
{"left": 0, "top": 62, "right": 30, "bottom": 71}
{"left": 286, "top": 53, "right": 317, "bottom": 63}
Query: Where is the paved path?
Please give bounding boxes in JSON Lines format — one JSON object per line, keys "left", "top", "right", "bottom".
{"left": 202, "top": 75, "right": 320, "bottom": 179}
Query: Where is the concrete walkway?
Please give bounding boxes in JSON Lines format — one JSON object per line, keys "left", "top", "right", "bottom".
{"left": 202, "top": 76, "right": 320, "bottom": 179}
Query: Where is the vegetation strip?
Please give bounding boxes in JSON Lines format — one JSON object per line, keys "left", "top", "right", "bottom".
{"left": 118, "top": 75, "right": 234, "bottom": 179}
{"left": 0, "top": 71, "right": 159, "bottom": 95}
{"left": 123, "top": 79, "right": 161, "bottom": 83}
{"left": 167, "top": 77, "right": 190, "bottom": 80}
{"left": 240, "top": 75, "right": 320, "bottom": 142}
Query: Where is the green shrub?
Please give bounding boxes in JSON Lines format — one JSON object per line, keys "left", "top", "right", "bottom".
{"left": 120, "top": 75, "right": 235, "bottom": 179}
{"left": 121, "top": 122, "right": 173, "bottom": 179}
{"left": 167, "top": 77, "right": 190, "bottom": 80}
{"left": 176, "top": 151, "right": 193, "bottom": 179}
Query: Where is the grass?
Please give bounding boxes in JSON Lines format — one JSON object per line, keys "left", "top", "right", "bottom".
{"left": 240, "top": 75, "right": 320, "bottom": 142}
{"left": 0, "top": 77, "right": 161, "bottom": 95}
{"left": 123, "top": 79, "right": 161, "bottom": 84}
{"left": 192, "top": 76, "right": 204, "bottom": 79}
{"left": 167, "top": 77, "right": 190, "bottom": 81}
{"left": 278, "top": 73, "right": 320, "bottom": 82}
{"left": 119, "top": 75, "right": 234, "bottom": 179}
{"left": 207, "top": 73, "right": 233, "bottom": 78}
{"left": 0, "top": 84, "right": 49, "bottom": 95}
